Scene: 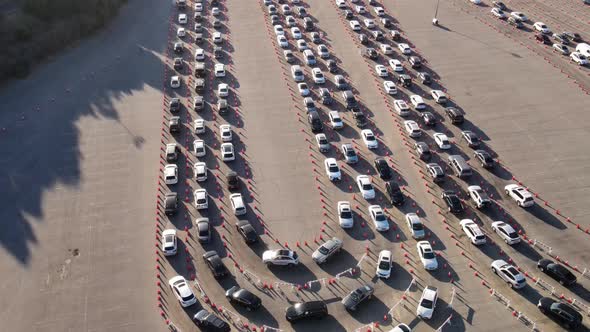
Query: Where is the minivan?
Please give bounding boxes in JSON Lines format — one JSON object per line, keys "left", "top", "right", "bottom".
{"left": 308, "top": 111, "right": 323, "bottom": 133}
{"left": 448, "top": 155, "right": 472, "bottom": 177}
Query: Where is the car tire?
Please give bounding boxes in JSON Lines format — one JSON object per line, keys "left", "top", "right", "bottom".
{"left": 246, "top": 307, "right": 252, "bottom": 312}
{"left": 539, "top": 307, "right": 546, "bottom": 314}
{"left": 492, "top": 267, "right": 497, "bottom": 274}
{"left": 505, "top": 190, "right": 509, "bottom": 195}
{"left": 559, "top": 280, "right": 565, "bottom": 285}
{"left": 539, "top": 266, "right": 544, "bottom": 272}
{"left": 508, "top": 281, "right": 513, "bottom": 288}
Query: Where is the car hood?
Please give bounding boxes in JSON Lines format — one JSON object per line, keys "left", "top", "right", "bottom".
{"left": 262, "top": 251, "right": 274, "bottom": 260}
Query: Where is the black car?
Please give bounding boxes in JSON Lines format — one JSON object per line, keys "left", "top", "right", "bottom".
{"left": 421, "top": 112, "right": 437, "bottom": 126}
{"left": 426, "top": 163, "right": 445, "bottom": 183}
{"left": 165, "top": 143, "right": 179, "bottom": 162}
{"left": 213, "top": 19, "right": 222, "bottom": 29}
{"left": 553, "top": 33, "right": 570, "bottom": 45}
{"left": 362, "top": 47, "right": 378, "bottom": 60}
{"left": 226, "top": 286, "right": 262, "bottom": 311}
{"left": 563, "top": 31, "right": 582, "bottom": 43}
{"left": 409, "top": 56, "right": 422, "bottom": 68}
{"left": 169, "top": 98, "right": 181, "bottom": 113}
{"left": 537, "top": 259, "right": 577, "bottom": 286}
{"left": 319, "top": 88, "right": 333, "bottom": 105}
{"left": 535, "top": 33, "right": 551, "bottom": 45}
{"left": 342, "top": 90, "right": 358, "bottom": 110}
{"left": 193, "top": 309, "right": 231, "bottom": 332}
{"left": 492, "top": 1, "right": 507, "bottom": 10}
{"left": 326, "top": 60, "right": 338, "bottom": 73}
{"left": 227, "top": 171, "right": 239, "bottom": 190}
{"left": 382, "top": 18, "right": 392, "bottom": 28}
{"left": 286, "top": 301, "right": 328, "bottom": 322}
{"left": 203, "top": 251, "right": 228, "bottom": 278}
{"left": 445, "top": 107, "right": 464, "bottom": 124}
{"left": 236, "top": 220, "right": 258, "bottom": 244}
{"left": 164, "top": 192, "right": 178, "bottom": 215}
{"left": 538, "top": 297, "right": 583, "bottom": 330}
{"left": 173, "top": 57, "right": 183, "bottom": 70}
{"left": 342, "top": 284, "right": 374, "bottom": 311}
{"left": 418, "top": 72, "right": 432, "bottom": 85}
{"left": 308, "top": 111, "right": 323, "bottom": 133}
{"left": 311, "top": 32, "right": 321, "bottom": 44}
{"left": 386, "top": 181, "right": 405, "bottom": 205}
{"left": 345, "top": 10, "right": 353, "bottom": 19}
{"left": 461, "top": 130, "right": 480, "bottom": 148}
{"left": 374, "top": 158, "right": 392, "bottom": 180}
{"left": 473, "top": 150, "right": 495, "bottom": 168}
{"left": 397, "top": 74, "right": 412, "bottom": 88}
{"left": 352, "top": 110, "right": 367, "bottom": 127}
{"left": 173, "top": 42, "right": 183, "bottom": 54}
{"left": 358, "top": 33, "right": 368, "bottom": 44}
{"left": 508, "top": 17, "right": 523, "bottom": 28}
{"left": 441, "top": 191, "right": 464, "bottom": 214}
{"left": 194, "top": 62, "right": 205, "bottom": 78}
{"left": 414, "top": 142, "right": 431, "bottom": 161}
{"left": 214, "top": 46, "right": 223, "bottom": 59}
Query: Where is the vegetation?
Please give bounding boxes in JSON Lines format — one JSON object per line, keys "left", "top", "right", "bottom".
{"left": 0, "top": 0, "right": 127, "bottom": 81}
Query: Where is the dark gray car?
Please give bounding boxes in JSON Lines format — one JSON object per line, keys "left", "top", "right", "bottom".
{"left": 342, "top": 284, "right": 374, "bottom": 311}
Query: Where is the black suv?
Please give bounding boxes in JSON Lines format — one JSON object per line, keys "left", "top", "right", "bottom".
{"left": 352, "top": 110, "right": 367, "bottom": 127}
{"left": 445, "top": 107, "right": 464, "bottom": 124}
{"left": 286, "top": 301, "right": 328, "bottom": 322}
{"left": 418, "top": 72, "right": 432, "bottom": 85}
{"left": 537, "top": 259, "right": 577, "bottom": 286}
{"left": 474, "top": 150, "right": 495, "bottom": 168}
{"left": 362, "top": 47, "right": 378, "bottom": 60}
{"left": 538, "top": 297, "right": 582, "bottom": 329}
{"left": 535, "top": 33, "right": 551, "bottom": 45}
{"left": 308, "top": 111, "right": 323, "bottom": 133}
{"left": 397, "top": 74, "right": 412, "bottom": 88}
{"left": 386, "top": 181, "right": 405, "bottom": 206}
{"left": 193, "top": 310, "right": 230, "bottom": 332}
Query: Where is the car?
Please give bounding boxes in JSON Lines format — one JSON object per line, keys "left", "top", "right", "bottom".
{"left": 193, "top": 95, "right": 204, "bottom": 111}
{"left": 418, "top": 72, "right": 432, "bottom": 85}
{"left": 398, "top": 43, "right": 411, "bottom": 55}
{"left": 505, "top": 184, "right": 534, "bottom": 207}
{"left": 389, "top": 59, "right": 404, "bottom": 72}
{"left": 361, "top": 129, "right": 378, "bottom": 149}
{"left": 337, "top": 201, "right": 354, "bottom": 228}
{"left": 332, "top": 75, "right": 347, "bottom": 90}
{"left": 336, "top": 0, "right": 346, "bottom": 7}
{"left": 460, "top": 130, "right": 480, "bottom": 148}
{"left": 164, "top": 164, "right": 178, "bottom": 185}
{"left": 178, "top": 13, "right": 188, "bottom": 24}
{"left": 281, "top": 3, "right": 291, "bottom": 14}
{"left": 416, "top": 286, "right": 438, "bottom": 319}
{"left": 371, "top": 29, "right": 385, "bottom": 41}
{"left": 286, "top": 301, "right": 328, "bottom": 322}
{"left": 357, "top": 175, "right": 375, "bottom": 199}
{"left": 212, "top": 19, "right": 222, "bottom": 29}
{"left": 164, "top": 192, "right": 178, "bottom": 215}
{"left": 534, "top": 22, "right": 551, "bottom": 34}
{"left": 211, "top": 7, "right": 220, "bottom": 15}
{"left": 312, "top": 67, "right": 326, "bottom": 84}
{"left": 352, "top": 110, "right": 367, "bottom": 127}
{"left": 491, "top": 7, "right": 506, "bottom": 18}
{"left": 312, "top": 237, "right": 343, "bottom": 264}
{"left": 460, "top": 219, "right": 486, "bottom": 245}
{"left": 262, "top": 249, "right": 299, "bottom": 266}
{"left": 441, "top": 191, "right": 464, "bottom": 214}
{"left": 535, "top": 33, "right": 551, "bottom": 44}
{"left": 391, "top": 324, "right": 412, "bottom": 332}
{"left": 225, "top": 286, "right": 262, "bottom": 311}
{"left": 169, "top": 276, "right": 197, "bottom": 307}
{"left": 295, "top": 83, "right": 309, "bottom": 97}
{"left": 537, "top": 259, "right": 577, "bottom": 286}
{"left": 553, "top": 33, "right": 570, "bottom": 45}
{"left": 203, "top": 250, "right": 228, "bottom": 278}
{"left": 342, "top": 90, "right": 358, "bottom": 109}
{"left": 170, "top": 75, "right": 181, "bottom": 89}
{"left": 173, "top": 57, "right": 183, "bottom": 71}
{"left": 194, "top": 189, "right": 208, "bottom": 210}
{"left": 369, "top": 205, "right": 389, "bottom": 231}
{"left": 375, "top": 65, "right": 388, "bottom": 77}
{"left": 376, "top": 250, "right": 392, "bottom": 278}
{"left": 193, "top": 309, "right": 231, "bottom": 332}
{"left": 173, "top": 42, "right": 183, "bottom": 54}
{"left": 308, "top": 111, "right": 323, "bottom": 132}
{"left": 317, "top": 44, "right": 330, "bottom": 58}
{"left": 327, "top": 111, "right": 343, "bottom": 130}
{"left": 358, "top": 33, "right": 368, "bottom": 44}
{"left": 342, "top": 143, "right": 359, "bottom": 164}
{"left": 289, "top": 27, "right": 302, "bottom": 40}
{"left": 217, "top": 99, "right": 229, "bottom": 115}
{"left": 386, "top": 181, "right": 405, "bottom": 205}
{"left": 214, "top": 63, "right": 226, "bottom": 77}
{"left": 363, "top": 18, "right": 375, "bottom": 29}
{"left": 410, "top": 95, "right": 426, "bottom": 110}
{"left": 445, "top": 107, "right": 464, "bottom": 124}
{"left": 382, "top": 17, "right": 392, "bottom": 28}
{"left": 404, "top": 120, "right": 421, "bottom": 138}
{"left": 570, "top": 52, "right": 589, "bottom": 65}
{"left": 361, "top": 48, "right": 378, "bottom": 60}
{"left": 394, "top": 99, "right": 410, "bottom": 116}
{"left": 474, "top": 149, "right": 495, "bottom": 168}
{"left": 384, "top": 81, "right": 397, "bottom": 95}
{"left": 538, "top": 297, "right": 583, "bottom": 329}
{"left": 232, "top": 220, "right": 257, "bottom": 245}
{"left": 421, "top": 112, "right": 437, "bottom": 127}
{"left": 417, "top": 241, "right": 438, "bottom": 270}
{"left": 355, "top": 5, "right": 366, "bottom": 13}
{"left": 297, "top": 6, "right": 307, "bottom": 18}
{"left": 553, "top": 43, "right": 570, "bottom": 55}
{"left": 470, "top": 0, "right": 481, "bottom": 4}
{"left": 426, "top": 163, "right": 444, "bottom": 182}
{"left": 414, "top": 142, "right": 431, "bottom": 161}
{"left": 467, "top": 185, "right": 490, "bottom": 209}
{"left": 350, "top": 20, "right": 361, "bottom": 31}
{"left": 380, "top": 43, "right": 394, "bottom": 55}
{"left": 406, "top": 213, "right": 425, "bottom": 239}
{"left": 285, "top": 15, "right": 296, "bottom": 27}
{"left": 291, "top": 65, "right": 304, "bottom": 81}
{"left": 309, "top": 32, "right": 321, "bottom": 44}
{"left": 563, "top": 31, "right": 582, "bottom": 43}
{"left": 372, "top": 158, "right": 392, "bottom": 180}
{"left": 374, "top": 6, "right": 385, "bottom": 16}
{"left": 324, "top": 158, "right": 341, "bottom": 181}
{"left": 277, "top": 35, "right": 289, "bottom": 48}
{"left": 212, "top": 32, "right": 223, "bottom": 44}
{"left": 284, "top": 50, "right": 295, "bottom": 63}
{"left": 165, "top": 143, "right": 179, "bottom": 163}
{"left": 161, "top": 229, "right": 178, "bottom": 256}
{"left": 430, "top": 90, "right": 448, "bottom": 104}
{"left": 194, "top": 162, "right": 207, "bottom": 182}
{"left": 397, "top": 74, "right": 412, "bottom": 88}
{"left": 342, "top": 284, "right": 374, "bottom": 311}
{"left": 194, "top": 48, "right": 205, "bottom": 62}
{"left": 229, "top": 193, "right": 246, "bottom": 216}
{"left": 491, "top": 221, "right": 520, "bottom": 245}
{"left": 220, "top": 143, "right": 235, "bottom": 162}
{"left": 268, "top": 4, "right": 277, "bottom": 13}
{"left": 226, "top": 171, "right": 239, "bottom": 191}
{"left": 319, "top": 88, "right": 333, "bottom": 105}
{"left": 169, "top": 98, "right": 180, "bottom": 113}
{"left": 270, "top": 14, "right": 280, "bottom": 25}
{"left": 311, "top": 134, "right": 329, "bottom": 153}
{"left": 433, "top": 133, "right": 451, "bottom": 150}
{"left": 193, "top": 139, "right": 206, "bottom": 157}
{"left": 326, "top": 60, "right": 338, "bottom": 73}
{"left": 491, "top": 259, "right": 526, "bottom": 289}
{"left": 217, "top": 83, "right": 229, "bottom": 97}
{"left": 493, "top": 1, "right": 507, "bottom": 9}
{"left": 508, "top": 16, "right": 524, "bottom": 28}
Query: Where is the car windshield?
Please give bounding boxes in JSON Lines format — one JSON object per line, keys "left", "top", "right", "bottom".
{"left": 375, "top": 213, "right": 385, "bottom": 222}
{"left": 423, "top": 252, "right": 435, "bottom": 259}
{"left": 318, "top": 246, "right": 329, "bottom": 255}
{"left": 346, "top": 150, "right": 355, "bottom": 156}
{"left": 362, "top": 184, "right": 372, "bottom": 190}
{"left": 319, "top": 138, "right": 327, "bottom": 144}
{"left": 329, "top": 165, "right": 339, "bottom": 172}
{"left": 378, "top": 261, "right": 390, "bottom": 270}
{"left": 508, "top": 231, "right": 519, "bottom": 239}
{"left": 412, "top": 223, "right": 423, "bottom": 231}
{"left": 421, "top": 299, "right": 434, "bottom": 309}
{"left": 182, "top": 293, "right": 195, "bottom": 302}
{"left": 340, "top": 210, "right": 352, "bottom": 218}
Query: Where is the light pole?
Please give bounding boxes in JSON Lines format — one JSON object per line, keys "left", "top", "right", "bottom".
{"left": 433, "top": 0, "right": 441, "bottom": 25}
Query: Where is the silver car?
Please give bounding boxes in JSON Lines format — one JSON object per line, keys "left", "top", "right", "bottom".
{"left": 312, "top": 237, "right": 343, "bottom": 264}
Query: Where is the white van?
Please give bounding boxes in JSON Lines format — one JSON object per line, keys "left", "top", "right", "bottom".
{"left": 575, "top": 43, "right": 590, "bottom": 57}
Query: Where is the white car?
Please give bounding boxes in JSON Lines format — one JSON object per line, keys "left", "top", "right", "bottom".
{"left": 229, "top": 193, "right": 246, "bottom": 216}
{"left": 336, "top": 0, "right": 346, "bottom": 8}
{"left": 350, "top": 20, "right": 361, "bottom": 31}
{"left": 374, "top": 6, "right": 385, "bottom": 16}
{"left": 470, "top": 0, "right": 481, "bottom": 3}
{"left": 404, "top": 120, "right": 421, "bottom": 137}
{"left": 380, "top": 43, "right": 394, "bottom": 55}
{"left": 177, "top": 27, "right": 186, "bottom": 38}
{"left": 338, "top": 201, "right": 354, "bottom": 228}
{"left": 491, "top": 259, "right": 526, "bottom": 289}
{"left": 178, "top": 13, "right": 188, "bottom": 24}
{"left": 361, "top": 129, "right": 378, "bottom": 149}
{"left": 315, "top": 133, "right": 330, "bottom": 152}
{"left": 262, "top": 249, "right": 299, "bottom": 266}
{"left": 510, "top": 11, "right": 527, "bottom": 22}
{"left": 384, "top": 81, "right": 397, "bottom": 95}
{"left": 467, "top": 185, "right": 491, "bottom": 209}
{"left": 491, "top": 7, "right": 506, "bottom": 18}
{"left": 504, "top": 184, "right": 534, "bottom": 207}
{"left": 430, "top": 90, "right": 448, "bottom": 104}
{"left": 416, "top": 286, "right": 438, "bottom": 319}
{"left": 193, "top": 139, "right": 206, "bottom": 157}
{"left": 398, "top": 43, "right": 411, "bottom": 55}
{"left": 491, "top": 221, "right": 520, "bottom": 245}
{"left": 375, "top": 65, "right": 388, "bottom": 77}
{"left": 217, "top": 83, "right": 229, "bottom": 97}
{"left": 285, "top": 15, "right": 296, "bottom": 27}
{"left": 194, "top": 189, "right": 208, "bottom": 210}
{"left": 214, "top": 63, "right": 226, "bottom": 77}
{"left": 291, "top": 27, "right": 302, "bottom": 39}
{"left": 417, "top": 241, "right": 438, "bottom": 270}
{"left": 194, "top": 162, "right": 207, "bottom": 182}
{"left": 369, "top": 205, "right": 389, "bottom": 231}
{"left": 219, "top": 124, "right": 232, "bottom": 142}
{"left": 376, "top": 250, "right": 392, "bottom": 278}
{"left": 324, "top": 158, "right": 341, "bottom": 181}
{"left": 195, "top": 48, "right": 205, "bottom": 61}
{"left": 328, "top": 111, "right": 343, "bottom": 129}
{"left": 164, "top": 164, "right": 178, "bottom": 185}
{"left": 194, "top": 3, "right": 203, "bottom": 11}
{"left": 460, "top": 219, "right": 486, "bottom": 245}
{"left": 356, "top": 175, "right": 375, "bottom": 199}
{"left": 433, "top": 133, "right": 451, "bottom": 150}
{"left": 317, "top": 44, "right": 330, "bottom": 58}
{"left": 297, "top": 39, "right": 309, "bottom": 51}
{"left": 363, "top": 19, "right": 375, "bottom": 29}
{"left": 170, "top": 76, "right": 181, "bottom": 89}
{"left": 391, "top": 324, "right": 412, "bottom": 332}
{"left": 570, "top": 52, "right": 589, "bottom": 65}
{"left": 211, "top": 7, "right": 220, "bottom": 16}
{"left": 281, "top": 4, "right": 291, "bottom": 14}
{"left": 298, "top": 82, "right": 310, "bottom": 96}
{"left": 406, "top": 213, "right": 425, "bottom": 239}
{"left": 161, "top": 229, "right": 178, "bottom": 256}
{"left": 212, "top": 32, "right": 223, "bottom": 44}
{"left": 220, "top": 143, "right": 235, "bottom": 161}
{"left": 312, "top": 67, "right": 325, "bottom": 84}
{"left": 355, "top": 5, "right": 366, "bottom": 14}
{"left": 274, "top": 25, "right": 285, "bottom": 36}
{"left": 193, "top": 119, "right": 206, "bottom": 134}
{"left": 534, "top": 22, "right": 551, "bottom": 34}
{"left": 277, "top": 35, "right": 289, "bottom": 48}
{"left": 389, "top": 59, "right": 403, "bottom": 72}
{"left": 169, "top": 276, "right": 197, "bottom": 307}
{"left": 410, "top": 95, "right": 426, "bottom": 110}
{"left": 394, "top": 99, "right": 410, "bottom": 116}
